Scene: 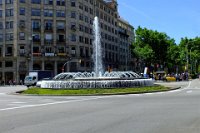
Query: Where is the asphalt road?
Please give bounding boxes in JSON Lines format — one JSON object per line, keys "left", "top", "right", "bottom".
{"left": 0, "top": 79, "right": 199, "bottom": 133}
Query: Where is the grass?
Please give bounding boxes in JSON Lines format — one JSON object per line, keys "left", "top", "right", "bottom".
{"left": 21, "top": 86, "right": 171, "bottom": 96}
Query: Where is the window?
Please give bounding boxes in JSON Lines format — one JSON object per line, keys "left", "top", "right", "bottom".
{"left": 0, "top": 10, "right": 2, "bottom": 18}
{"left": 84, "top": 5, "right": 88, "bottom": 12}
{"left": 6, "top": 21, "right": 13, "bottom": 29}
{"left": 57, "top": 21, "right": 65, "bottom": 30}
{"left": 79, "top": 24, "right": 84, "bottom": 32}
{"left": 6, "top": 33, "right": 13, "bottom": 41}
{"left": 45, "top": 46, "right": 52, "bottom": 53}
{"left": 70, "top": 22, "right": 76, "bottom": 30}
{"left": 57, "top": 34, "right": 65, "bottom": 42}
{"left": 58, "top": 47, "right": 65, "bottom": 53}
{"left": 44, "top": 9, "right": 53, "bottom": 17}
{"left": 6, "top": 47, "right": 12, "bottom": 56}
{"left": 71, "top": 11, "right": 76, "bottom": 18}
{"left": 0, "top": 34, "right": 3, "bottom": 42}
{"left": 79, "top": 36, "right": 84, "bottom": 43}
{"left": 6, "top": 9, "right": 13, "bottom": 17}
{"left": 79, "top": 13, "right": 83, "bottom": 20}
{"left": 19, "top": 46, "right": 25, "bottom": 56}
{"left": 70, "top": 34, "right": 76, "bottom": 42}
{"left": 5, "top": 61, "right": 13, "bottom": 67}
{"left": 45, "top": 34, "right": 53, "bottom": 42}
{"left": 32, "top": 34, "right": 40, "bottom": 42}
{"left": 6, "top": 0, "right": 13, "bottom": 4}
{"left": 71, "top": 47, "right": 76, "bottom": 55}
{"left": 20, "top": 0, "right": 25, "bottom": 3}
{"left": 71, "top": 0, "right": 76, "bottom": 7}
{"left": 45, "top": 20, "right": 53, "bottom": 30}
{"left": 32, "top": 20, "right": 40, "bottom": 30}
{"left": 19, "top": 32, "right": 25, "bottom": 40}
{"left": 19, "top": 20, "right": 25, "bottom": 28}
{"left": 79, "top": 3, "right": 83, "bottom": 9}
{"left": 44, "top": 0, "right": 53, "bottom": 5}
{"left": 0, "top": 22, "right": 3, "bottom": 29}
{"left": 57, "top": 0, "right": 65, "bottom": 6}
{"left": 33, "top": 46, "right": 39, "bottom": 53}
{"left": 56, "top": 10, "right": 65, "bottom": 17}
{"left": 32, "top": 0, "right": 41, "bottom": 4}
{"left": 20, "top": 8, "right": 25, "bottom": 15}
{"left": 31, "top": 9, "right": 41, "bottom": 16}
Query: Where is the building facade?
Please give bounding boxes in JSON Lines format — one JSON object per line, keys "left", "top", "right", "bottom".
{"left": 0, "top": 0, "right": 134, "bottom": 84}
{"left": 118, "top": 17, "right": 134, "bottom": 71}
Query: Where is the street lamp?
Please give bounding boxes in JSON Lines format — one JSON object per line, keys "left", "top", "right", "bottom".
{"left": 28, "top": 35, "right": 33, "bottom": 71}
{"left": 62, "top": 58, "right": 72, "bottom": 72}
{"left": 62, "top": 58, "right": 82, "bottom": 72}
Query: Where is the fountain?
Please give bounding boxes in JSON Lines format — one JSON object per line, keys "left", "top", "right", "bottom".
{"left": 93, "top": 16, "right": 104, "bottom": 77}
{"left": 40, "top": 17, "right": 153, "bottom": 89}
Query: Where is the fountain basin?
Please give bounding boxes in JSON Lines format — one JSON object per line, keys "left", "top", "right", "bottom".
{"left": 40, "top": 78, "right": 153, "bottom": 89}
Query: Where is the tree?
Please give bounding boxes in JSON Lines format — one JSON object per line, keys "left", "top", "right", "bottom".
{"left": 132, "top": 26, "right": 176, "bottom": 72}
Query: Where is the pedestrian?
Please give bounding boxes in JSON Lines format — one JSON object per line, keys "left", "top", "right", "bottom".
{"left": 13, "top": 80, "right": 16, "bottom": 85}
{"left": 9, "top": 80, "right": 12, "bottom": 86}
{"left": 20, "top": 80, "right": 23, "bottom": 85}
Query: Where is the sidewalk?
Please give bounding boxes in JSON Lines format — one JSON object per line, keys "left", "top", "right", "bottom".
{"left": 154, "top": 80, "right": 190, "bottom": 88}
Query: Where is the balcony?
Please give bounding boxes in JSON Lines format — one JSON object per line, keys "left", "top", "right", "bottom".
{"left": 118, "top": 28, "right": 129, "bottom": 37}
{"left": 33, "top": 39, "right": 41, "bottom": 43}
{"left": 5, "top": 53, "right": 13, "bottom": 56}
{"left": 33, "top": 27, "right": 41, "bottom": 31}
{"left": 57, "top": 39, "right": 65, "bottom": 44}
{"left": 44, "top": 39, "right": 53, "bottom": 44}
{"left": 57, "top": 27, "right": 65, "bottom": 32}
{"left": 19, "top": 52, "right": 25, "bottom": 56}
{"left": 44, "top": 26, "right": 53, "bottom": 32}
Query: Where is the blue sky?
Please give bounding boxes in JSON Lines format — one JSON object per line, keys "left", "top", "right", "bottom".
{"left": 117, "top": 0, "right": 200, "bottom": 44}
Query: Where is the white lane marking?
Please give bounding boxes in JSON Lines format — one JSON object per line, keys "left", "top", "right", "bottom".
{"left": 186, "top": 90, "right": 193, "bottom": 93}
{"left": 0, "top": 93, "right": 6, "bottom": 95}
{"left": 186, "top": 81, "right": 192, "bottom": 89}
{"left": 0, "top": 97, "right": 102, "bottom": 112}
{"left": 11, "top": 102, "right": 27, "bottom": 104}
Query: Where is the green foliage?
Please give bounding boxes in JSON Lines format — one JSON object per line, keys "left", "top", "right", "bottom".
{"left": 132, "top": 27, "right": 178, "bottom": 69}
{"left": 179, "top": 37, "right": 200, "bottom": 73}
{"left": 132, "top": 26, "right": 200, "bottom": 73}
{"left": 22, "top": 86, "right": 169, "bottom": 95}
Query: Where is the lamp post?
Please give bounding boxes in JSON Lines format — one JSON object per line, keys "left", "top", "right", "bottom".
{"left": 62, "top": 58, "right": 82, "bottom": 72}
{"left": 28, "top": 36, "right": 33, "bottom": 71}
{"left": 62, "top": 58, "right": 72, "bottom": 72}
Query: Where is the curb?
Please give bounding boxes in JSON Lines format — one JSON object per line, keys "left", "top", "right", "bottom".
{"left": 13, "top": 86, "right": 181, "bottom": 96}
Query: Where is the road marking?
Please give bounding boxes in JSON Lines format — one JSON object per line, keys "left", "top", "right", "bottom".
{"left": 0, "top": 97, "right": 102, "bottom": 112}
{"left": 186, "top": 90, "right": 193, "bottom": 93}
{"left": 0, "top": 93, "right": 6, "bottom": 95}
{"left": 11, "top": 102, "right": 27, "bottom": 104}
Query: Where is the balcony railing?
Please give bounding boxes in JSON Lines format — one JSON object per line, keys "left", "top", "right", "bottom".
{"left": 5, "top": 53, "right": 13, "bottom": 56}
{"left": 57, "top": 39, "right": 65, "bottom": 43}
{"left": 57, "top": 27, "right": 65, "bottom": 32}
{"left": 44, "top": 26, "right": 53, "bottom": 31}
{"left": 33, "top": 39, "right": 41, "bottom": 43}
{"left": 33, "top": 27, "right": 41, "bottom": 31}
{"left": 44, "top": 39, "right": 53, "bottom": 44}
